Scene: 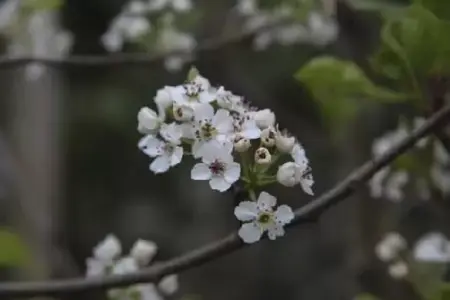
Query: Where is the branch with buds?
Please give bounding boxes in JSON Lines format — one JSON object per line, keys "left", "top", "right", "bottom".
{"left": 0, "top": 82, "right": 449, "bottom": 298}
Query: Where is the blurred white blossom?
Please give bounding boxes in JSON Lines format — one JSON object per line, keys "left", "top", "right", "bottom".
{"left": 414, "top": 232, "right": 450, "bottom": 262}
{"left": 375, "top": 232, "right": 407, "bottom": 262}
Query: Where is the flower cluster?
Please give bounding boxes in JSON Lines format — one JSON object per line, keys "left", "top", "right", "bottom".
{"left": 102, "top": 0, "right": 194, "bottom": 72}
{"left": 137, "top": 67, "right": 314, "bottom": 243}
{"left": 375, "top": 232, "right": 409, "bottom": 279}
{"left": 86, "top": 234, "right": 178, "bottom": 300}
{"left": 236, "top": 0, "right": 338, "bottom": 50}
{"left": 369, "top": 117, "right": 450, "bottom": 202}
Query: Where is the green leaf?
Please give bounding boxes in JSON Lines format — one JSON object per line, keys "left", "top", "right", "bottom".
{"left": 23, "top": 0, "right": 63, "bottom": 11}
{"left": 415, "top": 0, "right": 450, "bottom": 21}
{"left": 354, "top": 293, "right": 381, "bottom": 300}
{"left": 296, "top": 56, "right": 407, "bottom": 132}
{"left": 0, "top": 229, "right": 29, "bottom": 267}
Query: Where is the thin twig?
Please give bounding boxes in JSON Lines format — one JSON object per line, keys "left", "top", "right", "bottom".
{"left": 0, "top": 105, "right": 449, "bottom": 298}
{"left": 0, "top": 19, "right": 293, "bottom": 68}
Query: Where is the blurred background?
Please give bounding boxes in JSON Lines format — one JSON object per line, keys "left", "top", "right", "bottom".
{"left": 1, "top": 0, "right": 450, "bottom": 299}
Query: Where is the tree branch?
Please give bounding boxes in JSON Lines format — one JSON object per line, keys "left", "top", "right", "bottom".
{"left": 0, "top": 19, "right": 293, "bottom": 68}
{"left": 0, "top": 105, "right": 448, "bottom": 298}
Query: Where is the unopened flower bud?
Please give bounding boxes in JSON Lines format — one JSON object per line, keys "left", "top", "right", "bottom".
{"left": 158, "top": 274, "right": 179, "bottom": 295}
{"left": 260, "top": 127, "right": 276, "bottom": 147}
{"left": 137, "top": 107, "right": 160, "bottom": 134}
{"left": 255, "top": 147, "right": 271, "bottom": 164}
{"left": 254, "top": 109, "right": 275, "bottom": 129}
{"left": 277, "top": 162, "right": 299, "bottom": 187}
{"left": 130, "top": 239, "right": 158, "bottom": 266}
{"left": 172, "top": 104, "right": 194, "bottom": 121}
{"left": 234, "top": 135, "right": 251, "bottom": 152}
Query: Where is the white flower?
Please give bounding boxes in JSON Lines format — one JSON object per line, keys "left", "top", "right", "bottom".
{"left": 216, "top": 87, "right": 244, "bottom": 112}
{"left": 172, "top": 0, "right": 193, "bottom": 12}
{"left": 139, "top": 123, "right": 183, "bottom": 174}
{"left": 191, "top": 147, "right": 241, "bottom": 192}
{"left": 158, "top": 274, "right": 179, "bottom": 296}
{"left": 369, "top": 167, "right": 390, "bottom": 198}
{"left": 86, "top": 257, "right": 108, "bottom": 277}
{"left": 232, "top": 113, "right": 261, "bottom": 140}
{"left": 276, "top": 161, "right": 314, "bottom": 195}
{"left": 111, "top": 257, "right": 139, "bottom": 275}
{"left": 234, "top": 191, "right": 294, "bottom": 243}
{"left": 375, "top": 232, "right": 407, "bottom": 262}
{"left": 169, "top": 76, "right": 216, "bottom": 106}
{"left": 385, "top": 171, "right": 409, "bottom": 202}
{"left": 138, "top": 107, "right": 163, "bottom": 134}
{"left": 130, "top": 239, "right": 158, "bottom": 266}
{"left": 127, "top": 0, "right": 148, "bottom": 14}
{"left": 414, "top": 232, "right": 450, "bottom": 262}
{"left": 101, "top": 30, "right": 123, "bottom": 52}
{"left": 191, "top": 104, "right": 234, "bottom": 158}
{"left": 388, "top": 261, "right": 408, "bottom": 279}
{"left": 93, "top": 234, "right": 122, "bottom": 263}
{"left": 275, "top": 128, "right": 296, "bottom": 153}
{"left": 253, "top": 109, "right": 275, "bottom": 129}
{"left": 255, "top": 147, "right": 271, "bottom": 164}
{"left": 233, "top": 134, "right": 251, "bottom": 152}
{"left": 260, "top": 127, "right": 276, "bottom": 147}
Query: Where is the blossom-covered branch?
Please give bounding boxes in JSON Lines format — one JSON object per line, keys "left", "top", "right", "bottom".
{"left": 0, "top": 104, "right": 448, "bottom": 298}
{"left": 0, "top": 18, "right": 294, "bottom": 69}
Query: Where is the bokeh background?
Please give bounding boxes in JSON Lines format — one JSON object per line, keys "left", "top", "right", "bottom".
{"left": 1, "top": 0, "right": 449, "bottom": 299}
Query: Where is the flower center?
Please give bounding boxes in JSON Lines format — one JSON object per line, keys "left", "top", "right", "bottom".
{"left": 196, "top": 121, "right": 217, "bottom": 140}
{"left": 209, "top": 160, "right": 225, "bottom": 175}
{"left": 258, "top": 212, "right": 273, "bottom": 224}
{"left": 184, "top": 83, "right": 203, "bottom": 100}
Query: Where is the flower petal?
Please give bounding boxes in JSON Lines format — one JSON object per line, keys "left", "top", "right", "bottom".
{"left": 224, "top": 162, "right": 241, "bottom": 184}
{"left": 191, "top": 163, "right": 212, "bottom": 180}
{"left": 238, "top": 222, "right": 263, "bottom": 244}
{"left": 170, "top": 146, "right": 183, "bottom": 166}
{"left": 234, "top": 201, "right": 258, "bottom": 221}
{"left": 257, "top": 191, "right": 277, "bottom": 210}
{"left": 142, "top": 137, "right": 164, "bottom": 157}
{"left": 414, "top": 232, "right": 450, "bottom": 262}
{"left": 267, "top": 224, "right": 285, "bottom": 240}
{"left": 158, "top": 274, "right": 179, "bottom": 296}
{"left": 194, "top": 103, "right": 214, "bottom": 121}
{"left": 275, "top": 205, "right": 294, "bottom": 224}
{"left": 93, "top": 234, "right": 121, "bottom": 262}
{"left": 209, "top": 176, "right": 231, "bottom": 192}
{"left": 150, "top": 155, "right": 171, "bottom": 174}
{"left": 214, "top": 109, "right": 233, "bottom": 133}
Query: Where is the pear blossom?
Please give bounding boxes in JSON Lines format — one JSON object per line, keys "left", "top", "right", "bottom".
{"left": 87, "top": 234, "right": 121, "bottom": 277}
{"left": 414, "top": 232, "right": 450, "bottom": 262}
{"left": 388, "top": 261, "right": 408, "bottom": 279}
{"left": 139, "top": 123, "right": 183, "bottom": 174}
{"left": 130, "top": 239, "right": 158, "bottom": 266}
{"left": 169, "top": 75, "right": 216, "bottom": 106}
{"left": 158, "top": 274, "right": 179, "bottom": 296}
{"left": 234, "top": 192, "right": 294, "bottom": 243}
{"left": 255, "top": 147, "right": 271, "bottom": 164}
{"left": 191, "top": 105, "right": 234, "bottom": 158}
{"left": 253, "top": 109, "right": 275, "bottom": 129}
{"left": 191, "top": 147, "right": 241, "bottom": 192}
{"left": 154, "top": 87, "right": 174, "bottom": 116}
{"left": 234, "top": 134, "right": 251, "bottom": 152}
{"left": 375, "top": 232, "right": 407, "bottom": 262}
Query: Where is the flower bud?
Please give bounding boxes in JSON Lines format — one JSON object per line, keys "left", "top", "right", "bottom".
{"left": 275, "top": 131, "right": 296, "bottom": 153}
{"left": 234, "top": 135, "right": 251, "bottom": 152}
{"left": 172, "top": 104, "right": 194, "bottom": 121}
{"left": 260, "top": 127, "right": 276, "bottom": 147}
{"left": 158, "top": 274, "right": 179, "bottom": 296}
{"left": 254, "top": 109, "right": 275, "bottom": 129}
{"left": 276, "top": 162, "right": 299, "bottom": 187}
{"left": 255, "top": 147, "right": 271, "bottom": 164}
{"left": 130, "top": 239, "right": 158, "bottom": 266}
{"left": 93, "top": 234, "right": 121, "bottom": 262}
{"left": 137, "top": 107, "right": 161, "bottom": 134}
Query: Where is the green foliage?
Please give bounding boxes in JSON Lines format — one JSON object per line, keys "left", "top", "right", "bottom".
{"left": 187, "top": 66, "right": 200, "bottom": 81}
{"left": 415, "top": 0, "right": 450, "bottom": 21}
{"left": 23, "top": 0, "right": 63, "bottom": 11}
{"left": 371, "top": 4, "right": 450, "bottom": 95}
{"left": 0, "top": 229, "right": 29, "bottom": 267}
{"left": 295, "top": 56, "right": 407, "bottom": 132}
{"left": 347, "top": 0, "right": 408, "bottom": 12}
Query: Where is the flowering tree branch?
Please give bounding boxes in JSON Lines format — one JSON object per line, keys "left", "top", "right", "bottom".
{"left": 0, "top": 104, "right": 448, "bottom": 298}
{"left": 0, "top": 19, "right": 293, "bottom": 69}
